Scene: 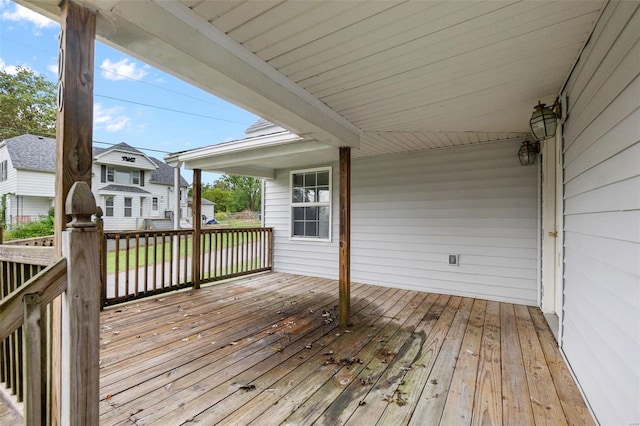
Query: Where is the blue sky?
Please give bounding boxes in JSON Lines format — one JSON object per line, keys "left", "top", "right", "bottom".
{"left": 0, "top": 0, "right": 258, "bottom": 184}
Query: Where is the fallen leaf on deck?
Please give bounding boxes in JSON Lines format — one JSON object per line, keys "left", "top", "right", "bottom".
{"left": 265, "top": 388, "right": 277, "bottom": 393}
{"left": 112, "top": 331, "right": 120, "bottom": 335}
{"left": 181, "top": 338, "right": 188, "bottom": 342}
{"left": 323, "top": 350, "right": 334, "bottom": 355}
{"left": 430, "top": 379, "right": 438, "bottom": 385}
{"left": 358, "top": 400, "right": 366, "bottom": 406}
{"left": 105, "top": 394, "right": 112, "bottom": 400}
{"left": 239, "top": 384, "right": 256, "bottom": 392}
{"left": 305, "top": 344, "right": 312, "bottom": 349}
{"left": 165, "top": 383, "right": 172, "bottom": 391}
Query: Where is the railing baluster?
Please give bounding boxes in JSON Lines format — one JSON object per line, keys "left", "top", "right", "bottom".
{"left": 135, "top": 234, "right": 140, "bottom": 297}
{"left": 161, "top": 232, "right": 166, "bottom": 290}
{"left": 23, "top": 293, "right": 42, "bottom": 426}
{"left": 114, "top": 235, "right": 120, "bottom": 300}
{"left": 124, "top": 235, "right": 130, "bottom": 298}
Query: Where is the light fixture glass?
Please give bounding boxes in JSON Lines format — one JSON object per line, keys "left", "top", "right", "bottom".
{"left": 530, "top": 101, "right": 558, "bottom": 141}
{"left": 518, "top": 139, "right": 540, "bottom": 166}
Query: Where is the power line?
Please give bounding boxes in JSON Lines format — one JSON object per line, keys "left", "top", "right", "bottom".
{"left": 95, "top": 94, "right": 250, "bottom": 125}
{"left": 0, "top": 126, "right": 171, "bottom": 154}
{"left": 0, "top": 36, "right": 251, "bottom": 115}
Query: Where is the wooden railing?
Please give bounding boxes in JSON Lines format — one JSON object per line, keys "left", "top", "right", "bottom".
{"left": 102, "top": 229, "right": 194, "bottom": 307}
{"left": 0, "top": 181, "right": 102, "bottom": 425}
{"left": 102, "top": 227, "right": 273, "bottom": 308}
{"left": 200, "top": 227, "right": 273, "bottom": 282}
{"left": 2, "top": 235, "right": 55, "bottom": 247}
{"left": 0, "top": 245, "right": 58, "bottom": 409}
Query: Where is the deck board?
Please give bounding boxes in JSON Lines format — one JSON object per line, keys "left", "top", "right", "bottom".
{"left": 97, "top": 272, "right": 595, "bottom": 425}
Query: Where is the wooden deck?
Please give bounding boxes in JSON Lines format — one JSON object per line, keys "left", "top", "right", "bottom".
{"left": 98, "top": 272, "right": 594, "bottom": 425}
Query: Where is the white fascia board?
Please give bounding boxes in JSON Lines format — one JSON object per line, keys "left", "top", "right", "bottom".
{"left": 176, "top": 131, "right": 304, "bottom": 163}
{"left": 98, "top": 0, "right": 358, "bottom": 149}
{"left": 212, "top": 166, "right": 275, "bottom": 180}
{"left": 181, "top": 137, "right": 330, "bottom": 171}
{"left": 151, "top": 0, "right": 359, "bottom": 148}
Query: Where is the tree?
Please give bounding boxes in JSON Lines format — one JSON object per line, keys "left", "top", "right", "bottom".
{"left": 0, "top": 67, "right": 56, "bottom": 140}
{"left": 201, "top": 182, "right": 233, "bottom": 212}
{"left": 221, "top": 175, "right": 262, "bottom": 212}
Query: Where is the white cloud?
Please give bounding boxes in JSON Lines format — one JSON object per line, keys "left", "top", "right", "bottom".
{"left": 106, "top": 117, "right": 130, "bottom": 132}
{"left": 100, "top": 58, "right": 147, "bottom": 81}
{"left": 47, "top": 63, "right": 58, "bottom": 75}
{"left": 1, "top": 4, "right": 56, "bottom": 29}
{"left": 94, "top": 103, "right": 131, "bottom": 133}
{"left": 0, "top": 58, "right": 23, "bottom": 75}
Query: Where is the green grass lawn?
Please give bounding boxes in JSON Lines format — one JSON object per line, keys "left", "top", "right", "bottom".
{"left": 104, "top": 230, "right": 261, "bottom": 274}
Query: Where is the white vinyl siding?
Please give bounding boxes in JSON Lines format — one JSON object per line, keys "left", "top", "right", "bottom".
{"left": 560, "top": 2, "right": 640, "bottom": 425}
{"left": 96, "top": 150, "right": 157, "bottom": 170}
{"left": 265, "top": 140, "right": 538, "bottom": 304}
{"left": 265, "top": 165, "right": 339, "bottom": 279}
{"left": 15, "top": 170, "right": 56, "bottom": 197}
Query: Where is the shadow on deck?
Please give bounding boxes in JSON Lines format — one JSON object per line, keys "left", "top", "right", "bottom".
{"left": 98, "top": 272, "right": 593, "bottom": 425}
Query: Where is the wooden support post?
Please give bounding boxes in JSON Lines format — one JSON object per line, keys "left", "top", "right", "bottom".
{"left": 192, "top": 169, "right": 202, "bottom": 289}
{"left": 61, "top": 182, "right": 100, "bottom": 425}
{"left": 53, "top": 3, "right": 96, "bottom": 424}
{"left": 23, "top": 293, "right": 42, "bottom": 426}
{"left": 55, "top": 0, "right": 96, "bottom": 246}
{"left": 339, "top": 147, "right": 351, "bottom": 327}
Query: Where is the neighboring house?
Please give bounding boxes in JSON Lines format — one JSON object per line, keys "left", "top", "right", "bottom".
{"left": 0, "top": 134, "right": 55, "bottom": 226}
{"left": 186, "top": 196, "right": 215, "bottom": 224}
{"left": 92, "top": 142, "right": 189, "bottom": 231}
{"left": 0, "top": 135, "right": 190, "bottom": 231}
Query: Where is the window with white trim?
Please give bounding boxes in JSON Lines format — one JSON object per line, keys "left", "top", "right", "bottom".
{"left": 124, "top": 197, "right": 132, "bottom": 217}
{"left": 0, "top": 160, "right": 7, "bottom": 181}
{"left": 290, "top": 167, "right": 331, "bottom": 240}
{"left": 106, "top": 167, "right": 115, "bottom": 182}
{"left": 132, "top": 170, "right": 140, "bottom": 185}
{"left": 105, "top": 196, "right": 114, "bottom": 217}
{"left": 152, "top": 197, "right": 159, "bottom": 211}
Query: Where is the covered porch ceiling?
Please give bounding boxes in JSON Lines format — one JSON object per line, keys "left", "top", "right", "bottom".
{"left": 20, "top": 0, "right": 604, "bottom": 175}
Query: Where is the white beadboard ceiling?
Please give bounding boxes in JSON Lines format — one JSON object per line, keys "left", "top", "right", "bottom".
{"left": 20, "top": 0, "right": 604, "bottom": 174}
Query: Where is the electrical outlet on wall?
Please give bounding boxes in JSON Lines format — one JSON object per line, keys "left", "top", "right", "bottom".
{"left": 448, "top": 254, "right": 460, "bottom": 266}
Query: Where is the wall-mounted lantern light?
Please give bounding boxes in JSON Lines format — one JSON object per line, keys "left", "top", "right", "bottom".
{"left": 518, "top": 139, "right": 540, "bottom": 166}
{"left": 530, "top": 99, "right": 561, "bottom": 141}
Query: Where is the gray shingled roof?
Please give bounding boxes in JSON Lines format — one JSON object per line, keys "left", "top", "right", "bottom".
{"left": 3, "top": 134, "right": 56, "bottom": 172}
{"left": 98, "top": 184, "right": 151, "bottom": 194}
{"left": 149, "top": 157, "right": 188, "bottom": 187}
{"left": 3, "top": 135, "right": 187, "bottom": 187}
{"left": 244, "top": 118, "right": 275, "bottom": 134}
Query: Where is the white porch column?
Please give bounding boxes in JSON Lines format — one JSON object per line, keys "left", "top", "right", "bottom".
{"left": 173, "top": 162, "right": 182, "bottom": 230}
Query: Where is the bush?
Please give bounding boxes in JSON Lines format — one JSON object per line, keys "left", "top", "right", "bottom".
{"left": 5, "top": 211, "right": 54, "bottom": 241}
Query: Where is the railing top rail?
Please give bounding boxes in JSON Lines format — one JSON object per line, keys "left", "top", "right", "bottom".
{"left": 0, "top": 245, "right": 57, "bottom": 266}
{"left": 104, "top": 229, "right": 193, "bottom": 238}
{"left": 104, "top": 227, "right": 273, "bottom": 239}
{"left": 0, "top": 257, "right": 67, "bottom": 341}
{"left": 2, "top": 235, "right": 55, "bottom": 247}
{"left": 201, "top": 227, "right": 273, "bottom": 233}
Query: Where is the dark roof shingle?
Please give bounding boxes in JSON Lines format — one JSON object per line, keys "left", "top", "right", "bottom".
{"left": 2, "top": 135, "right": 188, "bottom": 187}
{"left": 98, "top": 184, "right": 151, "bottom": 194}
{"left": 3, "top": 134, "right": 56, "bottom": 171}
